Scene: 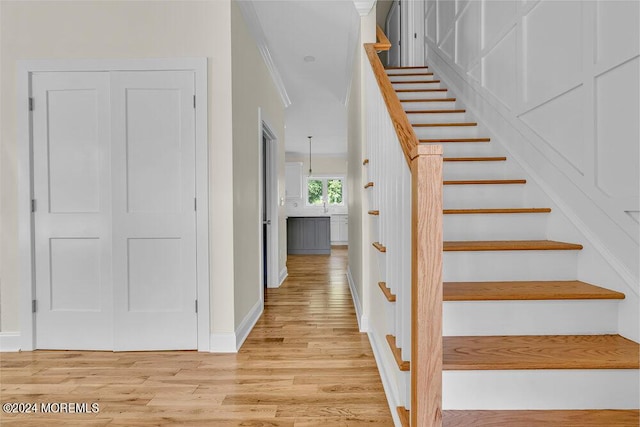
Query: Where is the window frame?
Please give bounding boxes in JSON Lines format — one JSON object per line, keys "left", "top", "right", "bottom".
{"left": 304, "top": 175, "right": 346, "bottom": 207}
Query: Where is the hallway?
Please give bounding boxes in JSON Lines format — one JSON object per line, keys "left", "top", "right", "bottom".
{"left": 0, "top": 249, "right": 393, "bottom": 426}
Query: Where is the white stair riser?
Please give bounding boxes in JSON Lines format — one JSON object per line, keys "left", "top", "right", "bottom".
{"left": 444, "top": 300, "right": 619, "bottom": 336}
{"left": 393, "top": 82, "right": 441, "bottom": 90}
{"left": 396, "top": 90, "right": 449, "bottom": 100}
{"left": 443, "top": 251, "right": 579, "bottom": 281}
{"left": 414, "top": 125, "right": 480, "bottom": 139}
{"left": 388, "top": 75, "right": 437, "bottom": 82}
{"left": 443, "top": 159, "right": 512, "bottom": 179}
{"left": 444, "top": 214, "right": 548, "bottom": 240}
{"left": 443, "top": 370, "right": 640, "bottom": 409}
{"left": 444, "top": 184, "right": 526, "bottom": 208}
{"left": 402, "top": 100, "right": 458, "bottom": 110}
{"left": 408, "top": 112, "right": 468, "bottom": 124}
{"left": 438, "top": 143, "right": 501, "bottom": 158}
{"left": 385, "top": 68, "right": 429, "bottom": 75}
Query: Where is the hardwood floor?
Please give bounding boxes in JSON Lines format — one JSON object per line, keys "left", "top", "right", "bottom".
{"left": 0, "top": 248, "right": 393, "bottom": 426}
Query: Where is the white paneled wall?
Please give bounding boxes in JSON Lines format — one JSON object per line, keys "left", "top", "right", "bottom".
{"left": 423, "top": 0, "right": 639, "bottom": 304}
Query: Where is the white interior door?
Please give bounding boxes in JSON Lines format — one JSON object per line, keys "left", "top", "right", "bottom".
{"left": 110, "top": 71, "right": 197, "bottom": 351}
{"left": 387, "top": 1, "right": 401, "bottom": 67}
{"left": 32, "top": 70, "right": 198, "bottom": 351}
{"left": 32, "top": 72, "right": 113, "bottom": 350}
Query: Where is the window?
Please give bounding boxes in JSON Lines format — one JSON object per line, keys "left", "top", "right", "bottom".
{"left": 306, "top": 177, "right": 345, "bottom": 206}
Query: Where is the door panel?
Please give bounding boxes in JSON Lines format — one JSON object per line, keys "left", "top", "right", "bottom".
{"left": 111, "top": 71, "right": 197, "bottom": 351}
{"left": 33, "top": 72, "right": 113, "bottom": 350}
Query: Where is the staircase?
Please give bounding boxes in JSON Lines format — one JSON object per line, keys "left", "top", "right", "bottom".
{"left": 382, "top": 66, "right": 640, "bottom": 425}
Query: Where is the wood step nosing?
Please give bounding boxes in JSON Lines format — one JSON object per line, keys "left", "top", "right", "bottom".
{"left": 413, "top": 122, "right": 477, "bottom": 127}
{"left": 406, "top": 109, "right": 466, "bottom": 114}
{"left": 443, "top": 157, "right": 507, "bottom": 162}
{"left": 443, "top": 240, "right": 584, "bottom": 252}
{"left": 443, "top": 280, "right": 626, "bottom": 301}
{"left": 392, "top": 80, "right": 440, "bottom": 84}
{"left": 443, "top": 208, "right": 552, "bottom": 215}
{"left": 378, "top": 281, "right": 396, "bottom": 302}
{"left": 421, "top": 138, "right": 490, "bottom": 143}
{"left": 400, "top": 97, "right": 455, "bottom": 103}
{"left": 443, "top": 334, "right": 640, "bottom": 370}
{"left": 443, "top": 179, "right": 527, "bottom": 185}
{"left": 386, "top": 335, "right": 410, "bottom": 371}
{"left": 373, "top": 242, "right": 387, "bottom": 253}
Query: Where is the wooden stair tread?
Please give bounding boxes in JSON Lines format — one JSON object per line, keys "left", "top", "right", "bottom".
{"left": 396, "top": 88, "right": 448, "bottom": 93}
{"left": 443, "top": 240, "right": 583, "bottom": 251}
{"left": 392, "top": 80, "right": 440, "bottom": 84}
{"left": 444, "top": 208, "right": 551, "bottom": 214}
{"left": 443, "top": 410, "right": 640, "bottom": 426}
{"left": 413, "top": 122, "right": 477, "bottom": 127}
{"left": 444, "top": 335, "right": 640, "bottom": 370}
{"left": 421, "top": 137, "right": 489, "bottom": 143}
{"left": 443, "top": 179, "right": 526, "bottom": 185}
{"left": 386, "top": 335, "right": 410, "bottom": 371}
{"left": 406, "top": 109, "right": 466, "bottom": 114}
{"left": 444, "top": 156, "right": 506, "bottom": 162}
{"left": 388, "top": 72, "right": 434, "bottom": 77}
{"left": 401, "top": 97, "right": 454, "bottom": 103}
{"left": 385, "top": 66, "right": 429, "bottom": 70}
{"left": 444, "top": 280, "right": 625, "bottom": 301}
{"left": 378, "top": 281, "right": 396, "bottom": 302}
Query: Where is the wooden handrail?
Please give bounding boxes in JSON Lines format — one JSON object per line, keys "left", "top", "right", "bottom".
{"left": 375, "top": 25, "right": 392, "bottom": 51}
{"left": 363, "top": 41, "right": 419, "bottom": 166}
{"left": 364, "top": 26, "right": 444, "bottom": 427}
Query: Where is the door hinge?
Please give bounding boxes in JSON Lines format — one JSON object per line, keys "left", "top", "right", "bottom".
{"left": 193, "top": 95, "right": 196, "bottom": 109}
{"left": 32, "top": 300, "right": 37, "bottom": 313}
{"left": 29, "top": 97, "right": 34, "bottom": 111}
{"left": 31, "top": 199, "right": 36, "bottom": 213}
{"left": 195, "top": 300, "right": 198, "bottom": 313}
{"left": 194, "top": 198, "right": 197, "bottom": 211}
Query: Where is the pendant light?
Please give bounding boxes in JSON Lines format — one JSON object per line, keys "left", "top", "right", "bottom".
{"left": 308, "top": 136, "right": 313, "bottom": 176}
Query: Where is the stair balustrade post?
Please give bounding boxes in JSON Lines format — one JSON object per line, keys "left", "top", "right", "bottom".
{"left": 410, "top": 144, "right": 443, "bottom": 427}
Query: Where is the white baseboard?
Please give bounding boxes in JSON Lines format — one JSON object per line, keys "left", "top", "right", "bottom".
{"left": 210, "top": 299, "right": 263, "bottom": 353}
{"left": 347, "top": 265, "right": 367, "bottom": 332}
{"left": 210, "top": 333, "right": 237, "bottom": 353}
{"left": 270, "top": 267, "right": 288, "bottom": 288}
{"left": 368, "top": 331, "right": 403, "bottom": 427}
{"left": 235, "top": 299, "right": 263, "bottom": 350}
{"left": 0, "top": 332, "right": 22, "bottom": 352}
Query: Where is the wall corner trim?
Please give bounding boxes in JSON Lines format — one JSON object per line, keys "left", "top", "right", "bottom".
{"left": 276, "top": 267, "right": 288, "bottom": 288}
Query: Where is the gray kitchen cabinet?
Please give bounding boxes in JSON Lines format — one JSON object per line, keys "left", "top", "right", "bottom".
{"left": 287, "top": 217, "right": 331, "bottom": 254}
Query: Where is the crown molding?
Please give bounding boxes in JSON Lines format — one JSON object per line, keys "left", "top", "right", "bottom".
{"left": 236, "top": 0, "right": 292, "bottom": 107}
{"left": 353, "top": 0, "right": 376, "bottom": 16}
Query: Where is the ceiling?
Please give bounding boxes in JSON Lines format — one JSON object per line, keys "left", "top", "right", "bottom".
{"left": 244, "top": 0, "right": 362, "bottom": 156}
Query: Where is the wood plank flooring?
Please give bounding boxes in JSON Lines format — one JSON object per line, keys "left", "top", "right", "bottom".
{"left": 0, "top": 248, "right": 393, "bottom": 426}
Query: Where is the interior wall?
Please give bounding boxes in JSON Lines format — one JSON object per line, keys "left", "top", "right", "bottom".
{"left": 231, "top": 1, "right": 286, "bottom": 327}
{"left": 0, "top": 0, "right": 236, "bottom": 338}
{"left": 347, "top": 6, "right": 377, "bottom": 330}
{"left": 285, "top": 153, "right": 347, "bottom": 176}
{"left": 424, "top": 0, "right": 639, "bottom": 337}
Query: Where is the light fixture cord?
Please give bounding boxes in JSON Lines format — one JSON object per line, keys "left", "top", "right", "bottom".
{"left": 308, "top": 136, "right": 312, "bottom": 176}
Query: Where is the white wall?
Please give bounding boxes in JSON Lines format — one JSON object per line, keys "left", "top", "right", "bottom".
{"left": 0, "top": 1, "right": 236, "bottom": 338}
{"left": 423, "top": 0, "right": 639, "bottom": 338}
{"left": 231, "top": 1, "right": 286, "bottom": 328}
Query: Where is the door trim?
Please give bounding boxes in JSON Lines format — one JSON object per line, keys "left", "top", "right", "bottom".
{"left": 258, "top": 109, "right": 280, "bottom": 292}
{"left": 17, "top": 58, "right": 210, "bottom": 351}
